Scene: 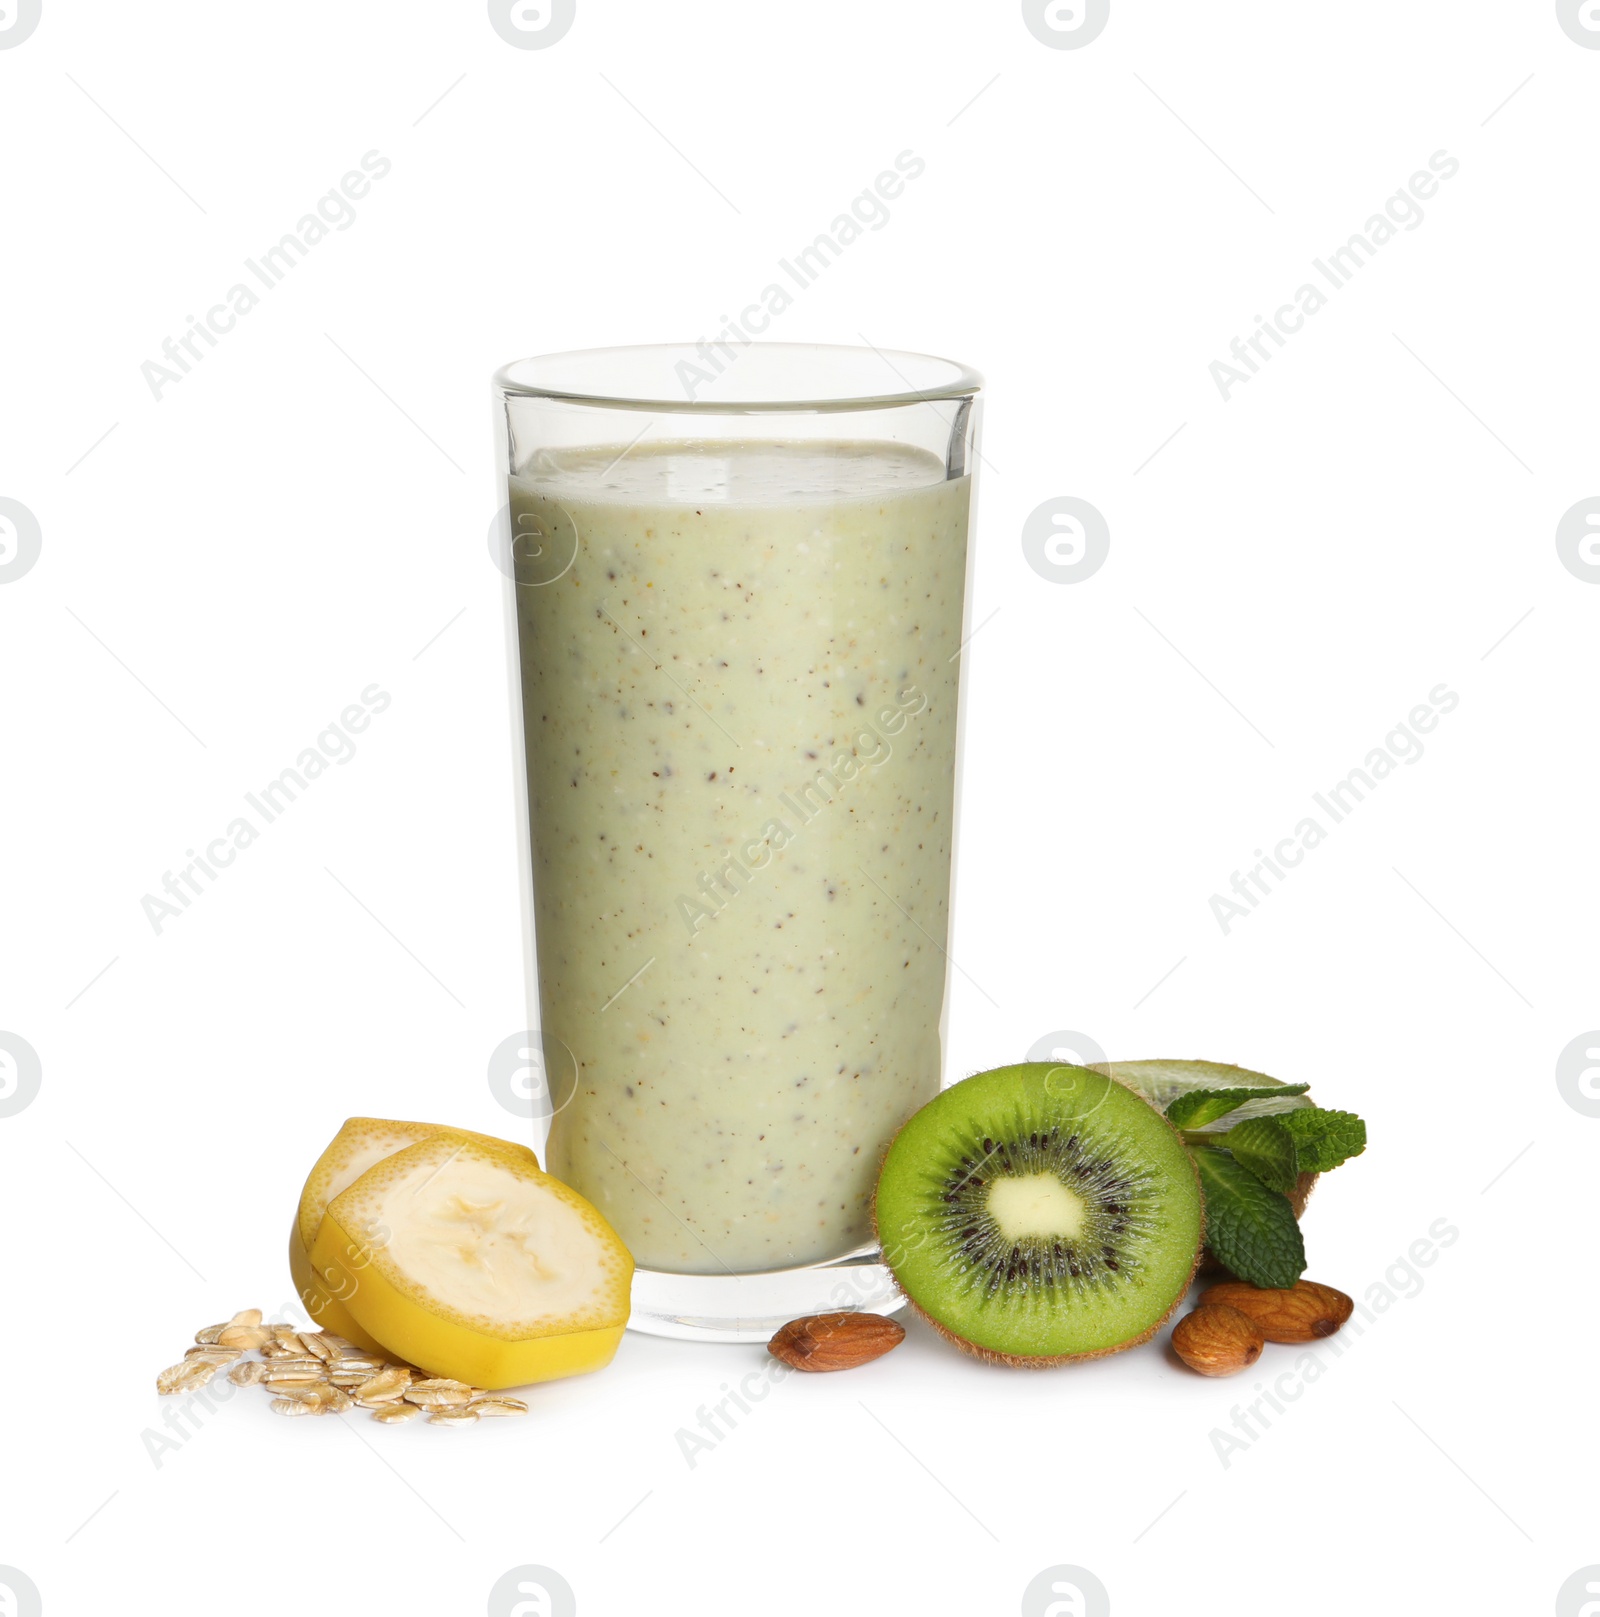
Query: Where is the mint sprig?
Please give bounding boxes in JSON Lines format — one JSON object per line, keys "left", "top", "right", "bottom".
{"left": 1200, "top": 1105, "right": 1368, "bottom": 1196}
{"left": 1276, "top": 1107, "right": 1367, "bottom": 1173}
{"left": 1147, "top": 1068, "right": 1368, "bottom": 1289}
{"left": 1192, "top": 1146, "right": 1306, "bottom": 1288}
{"left": 1164, "top": 1082, "right": 1310, "bottom": 1129}
{"left": 1223, "top": 1115, "right": 1300, "bottom": 1193}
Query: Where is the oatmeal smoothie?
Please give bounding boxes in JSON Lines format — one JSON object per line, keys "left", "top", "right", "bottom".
{"left": 510, "top": 440, "right": 971, "bottom": 1273}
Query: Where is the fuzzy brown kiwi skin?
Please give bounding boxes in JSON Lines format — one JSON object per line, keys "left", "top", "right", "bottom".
{"left": 870, "top": 1105, "right": 1207, "bottom": 1368}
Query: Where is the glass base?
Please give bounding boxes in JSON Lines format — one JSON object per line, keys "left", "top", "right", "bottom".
{"left": 627, "top": 1242, "right": 907, "bottom": 1342}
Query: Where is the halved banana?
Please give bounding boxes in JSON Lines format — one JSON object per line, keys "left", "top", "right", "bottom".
{"left": 290, "top": 1117, "right": 539, "bottom": 1350}
{"left": 308, "top": 1130, "right": 631, "bottom": 1389}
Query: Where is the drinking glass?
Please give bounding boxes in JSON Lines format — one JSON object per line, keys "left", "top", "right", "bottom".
{"left": 492, "top": 343, "right": 982, "bottom": 1339}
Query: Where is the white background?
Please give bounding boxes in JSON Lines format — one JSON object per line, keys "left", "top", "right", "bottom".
{"left": 2, "top": 2, "right": 1595, "bottom": 1613}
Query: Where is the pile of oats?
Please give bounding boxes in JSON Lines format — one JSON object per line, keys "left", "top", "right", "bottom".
{"left": 155, "top": 1309, "right": 528, "bottom": 1427}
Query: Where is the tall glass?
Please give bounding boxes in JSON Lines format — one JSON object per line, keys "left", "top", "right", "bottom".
{"left": 491, "top": 344, "right": 982, "bottom": 1340}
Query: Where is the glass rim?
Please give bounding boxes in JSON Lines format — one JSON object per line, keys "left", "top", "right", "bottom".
{"left": 493, "top": 342, "right": 983, "bottom": 415}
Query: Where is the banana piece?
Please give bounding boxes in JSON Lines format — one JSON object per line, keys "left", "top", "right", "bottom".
{"left": 309, "top": 1130, "right": 631, "bottom": 1389}
{"left": 290, "top": 1117, "right": 539, "bottom": 1351}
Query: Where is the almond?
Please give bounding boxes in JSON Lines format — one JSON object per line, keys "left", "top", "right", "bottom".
{"left": 1198, "top": 1279, "right": 1354, "bottom": 1343}
{"left": 767, "top": 1312, "right": 905, "bottom": 1373}
{"left": 1171, "top": 1304, "right": 1265, "bottom": 1377}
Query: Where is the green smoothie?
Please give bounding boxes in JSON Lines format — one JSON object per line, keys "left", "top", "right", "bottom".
{"left": 510, "top": 440, "right": 971, "bottom": 1273}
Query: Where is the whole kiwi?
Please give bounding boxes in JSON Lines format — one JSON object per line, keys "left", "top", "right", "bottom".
{"left": 1092, "top": 1059, "right": 1318, "bottom": 1271}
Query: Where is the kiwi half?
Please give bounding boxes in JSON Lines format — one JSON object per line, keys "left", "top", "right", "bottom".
{"left": 873, "top": 1063, "right": 1204, "bottom": 1366}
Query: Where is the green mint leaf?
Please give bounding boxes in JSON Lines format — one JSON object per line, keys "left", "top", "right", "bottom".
{"left": 1276, "top": 1107, "right": 1367, "bottom": 1173}
{"left": 1192, "top": 1146, "right": 1306, "bottom": 1288}
{"left": 1166, "top": 1082, "right": 1310, "bottom": 1129}
{"left": 1222, "top": 1116, "right": 1299, "bottom": 1193}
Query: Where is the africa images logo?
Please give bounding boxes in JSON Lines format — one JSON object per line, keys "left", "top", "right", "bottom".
{"left": 1022, "top": 498, "right": 1111, "bottom": 584}
{"left": 0, "top": 497, "right": 42, "bottom": 584}
{"left": 1021, "top": 1565, "right": 1110, "bottom": 1617}
{"left": 487, "top": 1565, "right": 576, "bottom": 1617}
{"left": 0, "top": 1034, "right": 42, "bottom": 1119}
{"left": 488, "top": 0, "right": 576, "bottom": 49}
{"left": 1556, "top": 497, "right": 1600, "bottom": 583}
{"left": 0, "top": 1567, "right": 42, "bottom": 1617}
{"left": 1556, "top": 0, "right": 1600, "bottom": 47}
{"left": 1022, "top": 0, "right": 1110, "bottom": 50}
{"left": 0, "top": 0, "right": 42, "bottom": 48}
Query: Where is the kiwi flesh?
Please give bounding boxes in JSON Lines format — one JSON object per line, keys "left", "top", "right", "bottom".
{"left": 1093, "top": 1058, "right": 1319, "bottom": 1218}
{"left": 873, "top": 1063, "right": 1204, "bottom": 1366}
